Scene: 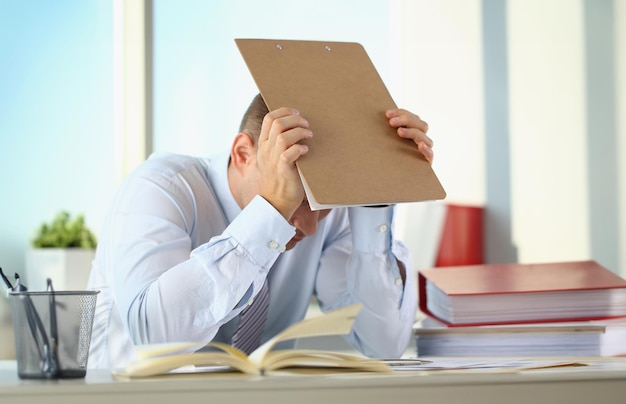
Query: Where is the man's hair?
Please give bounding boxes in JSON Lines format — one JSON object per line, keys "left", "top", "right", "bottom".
{"left": 238, "top": 93, "right": 269, "bottom": 144}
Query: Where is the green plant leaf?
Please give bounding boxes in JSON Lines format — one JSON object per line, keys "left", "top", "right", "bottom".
{"left": 31, "top": 211, "right": 97, "bottom": 249}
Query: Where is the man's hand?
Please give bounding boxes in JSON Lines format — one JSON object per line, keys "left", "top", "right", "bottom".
{"left": 385, "top": 109, "right": 434, "bottom": 164}
{"left": 257, "top": 107, "right": 313, "bottom": 220}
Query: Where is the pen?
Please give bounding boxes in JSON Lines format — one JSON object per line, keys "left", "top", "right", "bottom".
{"left": 0, "top": 267, "right": 14, "bottom": 291}
{"left": 46, "top": 278, "right": 60, "bottom": 377}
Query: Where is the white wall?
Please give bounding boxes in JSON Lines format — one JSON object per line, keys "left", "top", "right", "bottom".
{"left": 507, "top": 0, "right": 590, "bottom": 263}
{"left": 617, "top": 0, "right": 626, "bottom": 276}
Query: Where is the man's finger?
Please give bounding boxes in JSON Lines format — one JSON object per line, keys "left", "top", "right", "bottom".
{"left": 260, "top": 108, "right": 304, "bottom": 141}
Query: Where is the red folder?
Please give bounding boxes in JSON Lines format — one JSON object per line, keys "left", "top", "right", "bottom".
{"left": 418, "top": 260, "right": 626, "bottom": 326}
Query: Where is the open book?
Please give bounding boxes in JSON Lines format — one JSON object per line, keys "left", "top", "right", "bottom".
{"left": 113, "top": 304, "right": 392, "bottom": 378}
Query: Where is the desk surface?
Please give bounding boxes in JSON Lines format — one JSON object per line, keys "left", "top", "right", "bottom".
{"left": 2, "top": 359, "right": 626, "bottom": 404}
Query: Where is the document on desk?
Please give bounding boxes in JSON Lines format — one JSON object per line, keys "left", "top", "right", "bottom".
{"left": 409, "top": 358, "right": 588, "bottom": 373}
{"left": 171, "top": 359, "right": 434, "bottom": 375}
{"left": 165, "top": 358, "right": 587, "bottom": 375}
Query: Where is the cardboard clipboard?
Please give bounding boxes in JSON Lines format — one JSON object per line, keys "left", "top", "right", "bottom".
{"left": 235, "top": 38, "right": 446, "bottom": 209}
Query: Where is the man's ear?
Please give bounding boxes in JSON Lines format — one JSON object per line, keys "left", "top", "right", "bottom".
{"left": 230, "top": 132, "right": 256, "bottom": 174}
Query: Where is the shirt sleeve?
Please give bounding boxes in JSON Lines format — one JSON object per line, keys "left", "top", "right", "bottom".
{"left": 107, "top": 164, "right": 294, "bottom": 345}
{"left": 314, "top": 206, "right": 418, "bottom": 358}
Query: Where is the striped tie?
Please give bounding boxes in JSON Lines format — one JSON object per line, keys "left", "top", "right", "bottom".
{"left": 231, "top": 279, "right": 270, "bottom": 355}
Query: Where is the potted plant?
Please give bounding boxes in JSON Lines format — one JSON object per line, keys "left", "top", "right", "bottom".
{"left": 25, "top": 211, "right": 97, "bottom": 291}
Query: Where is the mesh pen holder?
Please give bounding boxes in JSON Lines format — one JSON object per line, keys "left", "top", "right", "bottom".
{"left": 10, "top": 290, "right": 99, "bottom": 379}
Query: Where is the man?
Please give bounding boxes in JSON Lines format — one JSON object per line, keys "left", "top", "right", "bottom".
{"left": 87, "top": 94, "right": 434, "bottom": 369}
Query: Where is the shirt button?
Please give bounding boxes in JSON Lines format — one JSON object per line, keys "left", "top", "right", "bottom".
{"left": 395, "top": 278, "right": 403, "bottom": 286}
{"left": 268, "top": 240, "right": 280, "bottom": 249}
{"left": 247, "top": 297, "right": 254, "bottom": 306}
{"left": 378, "top": 224, "right": 389, "bottom": 233}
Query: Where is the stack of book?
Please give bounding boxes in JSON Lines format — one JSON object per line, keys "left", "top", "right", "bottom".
{"left": 415, "top": 260, "right": 626, "bottom": 357}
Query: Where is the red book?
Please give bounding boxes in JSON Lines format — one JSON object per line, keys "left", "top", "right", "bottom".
{"left": 418, "top": 260, "right": 626, "bottom": 326}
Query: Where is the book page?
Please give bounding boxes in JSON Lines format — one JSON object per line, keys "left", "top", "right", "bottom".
{"left": 117, "top": 348, "right": 257, "bottom": 377}
{"left": 261, "top": 349, "right": 391, "bottom": 373}
{"left": 249, "top": 304, "right": 362, "bottom": 366}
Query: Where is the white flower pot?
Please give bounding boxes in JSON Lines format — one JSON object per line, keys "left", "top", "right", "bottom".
{"left": 24, "top": 248, "right": 95, "bottom": 291}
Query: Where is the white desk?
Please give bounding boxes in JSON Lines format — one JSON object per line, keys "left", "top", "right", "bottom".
{"left": 2, "top": 359, "right": 626, "bottom": 404}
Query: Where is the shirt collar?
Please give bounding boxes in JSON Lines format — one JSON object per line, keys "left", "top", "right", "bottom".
{"left": 205, "top": 153, "right": 241, "bottom": 223}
